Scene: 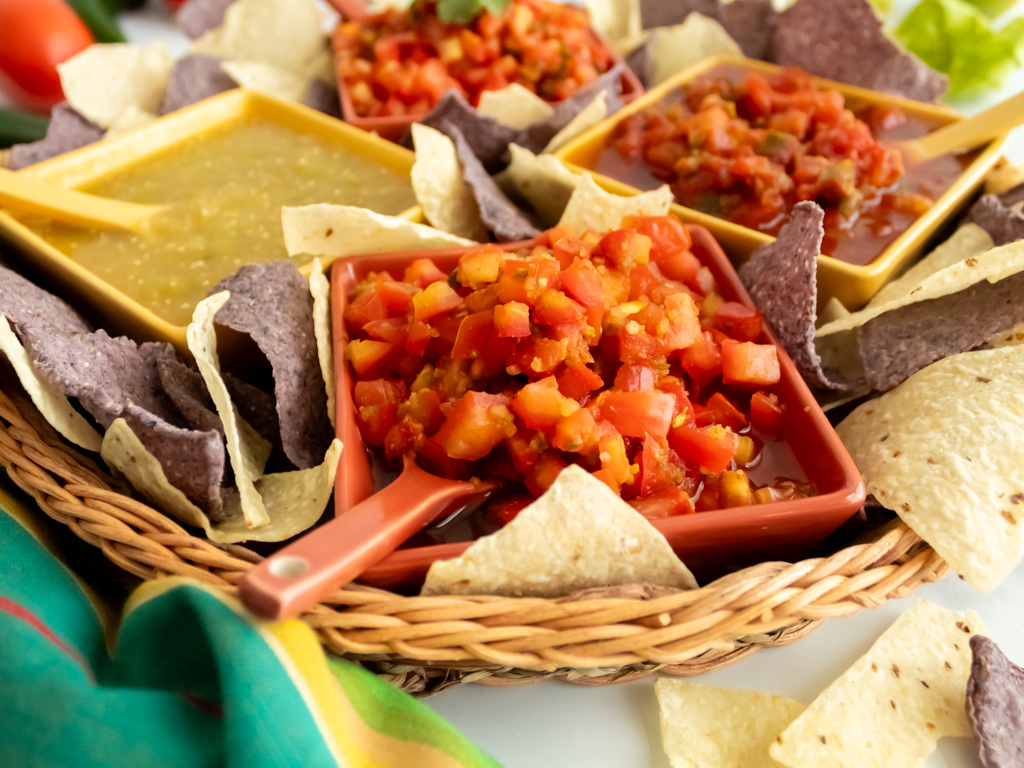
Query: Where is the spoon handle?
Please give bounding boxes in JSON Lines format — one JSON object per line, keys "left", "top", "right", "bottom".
{"left": 239, "top": 456, "right": 492, "bottom": 620}
{"left": 905, "top": 89, "right": 1024, "bottom": 162}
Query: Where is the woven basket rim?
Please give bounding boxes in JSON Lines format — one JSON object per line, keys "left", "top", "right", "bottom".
{"left": 0, "top": 383, "right": 948, "bottom": 692}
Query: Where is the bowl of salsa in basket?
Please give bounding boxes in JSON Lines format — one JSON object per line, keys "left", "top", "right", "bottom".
{"left": 554, "top": 56, "right": 1008, "bottom": 310}
{"left": 0, "top": 89, "right": 419, "bottom": 352}
{"left": 332, "top": 0, "right": 643, "bottom": 143}
{"left": 331, "top": 218, "right": 864, "bottom": 592}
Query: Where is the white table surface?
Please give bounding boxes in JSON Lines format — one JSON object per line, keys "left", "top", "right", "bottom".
{"left": 7, "top": 3, "right": 1024, "bottom": 766}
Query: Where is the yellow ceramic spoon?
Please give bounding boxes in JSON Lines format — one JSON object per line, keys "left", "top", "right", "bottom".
{"left": 898, "top": 88, "right": 1024, "bottom": 163}
{"left": 0, "top": 167, "right": 162, "bottom": 231}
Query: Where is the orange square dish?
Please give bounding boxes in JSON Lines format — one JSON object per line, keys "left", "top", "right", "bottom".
{"left": 331, "top": 224, "right": 865, "bottom": 592}
{"left": 554, "top": 55, "right": 1007, "bottom": 311}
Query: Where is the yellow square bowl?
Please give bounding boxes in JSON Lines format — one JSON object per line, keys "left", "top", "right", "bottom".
{"left": 0, "top": 89, "right": 419, "bottom": 352}
{"left": 554, "top": 55, "right": 1008, "bottom": 311}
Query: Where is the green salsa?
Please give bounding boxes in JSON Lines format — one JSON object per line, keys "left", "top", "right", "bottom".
{"left": 26, "top": 118, "right": 416, "bottom": 326}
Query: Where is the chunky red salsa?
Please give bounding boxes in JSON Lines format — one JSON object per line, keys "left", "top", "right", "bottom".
{"left": 333, "top": 0, "right": 616, "bottom": 119}
{"left": 601, "top": 66, "right": 970, "bottom": 266}
{"left": 344, "top": 219, "right": 814, "bottom": 528}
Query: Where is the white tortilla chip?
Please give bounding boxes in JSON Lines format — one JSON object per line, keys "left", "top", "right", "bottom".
{"left": 559, "top": 172, "right": 673, "bottom": 233}
{"left": 583, "top": 0, "right": 642, "bottom": 51}
{"left": 543, "top": 91, "right": 608, "bottom": 154}
{"left": 421, "top": 464, "right": 697, "bottom": 597}
{"left": 189, "top": 0, "right": 326, "bottom": 77}
{"left": 985, "top": 159, "right": 1024, "bottom": 195}
{"left": 864, "top": 224, "right": 994, "bottom": 310}
{"left": 816, "top": 296, "right": 850, "bottom": 328}
{"left": 0, "top": 318, "right": 102, "bottom": 453}
{"left": 187, "top": 292, "right": 270, "bottom": 529}
{"left": 836, "top": 346, "right": 1024, "bottom": 591}
{"left": 987, "top": 321, "right": 1024, "bottom": 348}
{"left": 477, "top": 83, "right": 555, "bottom": 129}
{"left": 281, "top": 204, "right": 474, "bottom": 267}
{"left": 411, "top": 123, "right": 489, "bottom": 241}
{"left": 103, "top": 105, "right": 157, "bottom": 141}
{"left": 220, "top": 60, "right": 310, "bottom": 102}
{"left": 651, "top": 14, "right": 742, "bottom": 87}
{"left": 656, "top": 680, "right": 805, "bottom": 768}
{"left": 770, "top": 600, "right": 988, "bottom": 768}
{"left": 309, "top": 258, "right": 335, "bottom": 429}
{"left": 496, "top": 144, "right": 582, "bottom": 227}
{"left": 58, "top": 43, "right": 173, "bottom": 129}
{"left": 102, "top": 417, "right": 342, "bottom": 543}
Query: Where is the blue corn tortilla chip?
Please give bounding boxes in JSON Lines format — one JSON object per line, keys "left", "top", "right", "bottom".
{"left": 999, "top": 182, "right": 1024, "bottom": 209}
{"left": 638, "top": 0, "right": 777, "bottom": 60}
{"left": 967, "top": 635, "right": 1024, "bottom": 768}
{"left": 176, "top": 0, "right": 238, "bottom": 39}
{"left": 209, "top": 261, "right": 332, "bottom": 469}
{"left": 738, "top": 201, "right": 851, "bottom": 390}
{"left": 0, "top": 264, "right": 92, "bottom": 338}
{"left": 856, "top": 268, "right": 1024, "bottom": 391}
{"left": 965, "top": 194, "right": 1024, "bottom": 247}
{"left": 771, "top": 0, "right": 947, "bottom": 103}
{"left": 445, "top": 122, "right": 539, "bottom": 242}
{"left": 302, "top": 79, "right": 342, "bottom": 119}
{"left": 160, "top": 54, "right": 238, "bottom": 114}
{"left": 625, "top": 38, "right": 653, "bottom": 89}
{"left": 6, "top": 104, "right": 105, "bottom": 171}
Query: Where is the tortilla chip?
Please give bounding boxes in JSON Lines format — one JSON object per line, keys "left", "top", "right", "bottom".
{"left": 411, "top": 123, "right": 490, "bottom": 242}
{"left": 156, "top": 355, "right": 223, "bottom": 435}
{"left": 650, "top": 15, "right": 742, "bottom": 88}
{"left": 738, "top": 202, "right": 849, "bottom": 390}
{"left": 188, "top": 292, "right": 270, "bottom": 528}
{"left": 160, "top": 54, "right": 238, "bottom": 113}
{"left": 0, "top": 265, "right": 91, "bottom": 338}
{"left": 220, "top": 60, "right": 309, "bottom": 102}
{"left": 639, "top": 0, "right": 776, "bottom": 60}
{"left": 836, "top": 346, "right": 1024, "bottom": 590}
{"left": 497, "top": 145, "right": 582, "bottom": 227}
{"left": 866, "top": 224, "right": 994, "bottom": 310}
{"left": 624, "top": 37, "right": 653, "bottom": 88}
{"left": 656, "top": 680, "right": 805, "bottom": 768}
{"left": 419, "top": 91, "right": 523, "bottom": 172}
{"left": 967, "top": 635, "right": 1024, "bottom": 768}
{"left": 176, "top": 0, "right": 237, "bottom": 39}
{"left": 103, "top": 105, "right": 157, "bottom": 141}
{"left": 965, "top": 194, "right": 1024, "bottom": 247}
{"left": 421, "top": 464, "right": 697, "bottom": 597}
{"left": 559, "top": 172, "right": 672, "bottom": 233}
{"left": 0, "top": 318, "right": 101, "bottom": 453}
{"left": 189, "top": 0, "right": 326, "bottom": 77}
{"left": 281, "top": 205, "right": 474, "bottom": 266}
{"left": 309, "top": 259, "right": 335, "bottom": 430}
{"left": 987, "top": 322, "right": 1024, "bottom": 349}
{"left": 209, "top": 261, "right": 332, "bottom": 470}
{"left": 985, "top": 160, "right": 1024, "bottom": 196}
{"left": 1001, "top": 183, "right": 1024, "bottom": 210}
{"left": 445, "top": 123, "right": 539, "bottom": 242}
{"left": 817, "top": 297, "right": 850, "bottom": 327}
{"left": 477, "top": 83, "right": 555, "bottom": 129}
{"left": 58, "top": 43, "right": 174, "bottom": 129}
{"left": 582, "top": 0, "right": 642, "bottom": 52}
{"left": 6, "top": 104, "right": 105, "bottom": 170}
{"left": 770, "top": 600, "right": 987, "bottom": 768}
{"left": 543, "top": 91, "right": 609, "bottom": 153}
{"left": 103, "top": 416, "right": 341, "bottom": 543}
{"left": 771, "top": 0, "right": 947, "bottom": 103}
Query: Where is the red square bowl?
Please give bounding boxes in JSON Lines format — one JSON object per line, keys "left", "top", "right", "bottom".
{"left": 331, "top": 225, "right": 865, "bottom": 591}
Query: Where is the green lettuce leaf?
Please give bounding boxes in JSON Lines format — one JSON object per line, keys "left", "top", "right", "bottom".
{"left": 897, "top": 0, "right": 1024, "bottom": 96}
{"left": 436, "top": 0, "right": 511, "bottom": 24}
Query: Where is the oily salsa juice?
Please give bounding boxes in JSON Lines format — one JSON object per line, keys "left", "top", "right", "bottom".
{"left": 597, "top": 65, "right": 973, "bottom": 266}
{"left": 25, "top": 118, "right": 417, "bottom": 326}
{"left": 334, "top": 0, "right": 617, "bottom": 118}
{"left": 343, "top": 219, "right": 813, "bottom": 544}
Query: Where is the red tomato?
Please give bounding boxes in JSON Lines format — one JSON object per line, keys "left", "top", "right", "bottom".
{"left": 433, "top": 391, "right": 515, "bottom": 460}
{"left": 630, "top": 486, "right": 694, "bottom": 519}
{"left": 597, "top": 390, "right": 675, "bottom": 439}
{"left": 556, "top": 363, "right": 604, "bottom": 400}
{"left": 713, "top": 302, "right": 763, "bottom": 342}
{"left": 0, "top": 0, "right": 94, "bottom": 113}
{"left": 721, "top": 340, "right": 781, "bottom": 386}
{"left": 750, "top": 390, "right": 785, "bottom": 435}
{"left": 704, "top": 392, "right": 748, "bottom": 431}
{"left": 346, "top": 340, "right": 397, "bottom": 377}
{"left": 493, "top": 301, "right": 531, "bottom": 338}
{"left": 412, "top": 281, "right": 461, "bottom": 321}
{"left": 679, "top": 331, "right": 722, "bottom": 387}
{"left": 511, "top": 376, "right": 571, "bottom": 431}
{"left": 451, "top": 311, "right": 493, "bottom": 359}
{"left": 560, "top": 257, "right": 604, "bottom": 308}
{"left": 669, "top": 425, "right": 738, "bottom": 474}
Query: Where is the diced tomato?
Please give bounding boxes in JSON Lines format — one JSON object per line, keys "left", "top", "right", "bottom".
{"left": 404, "top": 258, "right": 448, "bottom": 288}
{"left": 550, "top": 407, "right": 599, "bottom": 454}
{"left": 506, "top": 430, "right": 541, "bottom": 476}
{"left": 346, "top": 339, "right": 396, "bottom": 377}
{"left": 493, "top": 301, "right": 531, "bottom": 338}
{"left": 451, "top": 311, "right": 494, "bottom": 359}
{"left": 705, "top": 392, "right": 748, "bottom": 431}
{"left": 556, "top": 363, "right": 604, "bottom": 400}
{"left": 406, "top": 320, "right": 438, "bottom": 356}
{"left": 630, "top": 486, "right": 694, "bottom": 519}
{"left": 378, "top": 280, "right": 419, "bottom": 312}
{"left": 713, "top": 302, "right": 763, "bottom": 342}
{"left": 401, "top": 387, "right": 443, "bottom": 435}
{"left": 552, "top": 237, "right": 595, "bottom": 269}
{"left": 750, "top": 390, "right": 785, "bottom": 435}
{"left": 486, "top": 494, "right": 535, "bottom": 527}
{"left": 345, "top": 286, "right": 388, "bottom": 328}
{"left": 458, "top": 245, "right": 504, "bottom": 288}
{"left": 669, "top": 424, "right": 738, "bottom": 474}
{"left": 679, "top": 330, "right": 722, "bottom": 386}
{"left": 353, "top": 379, "right": 406, "bottom": 446}
{"left": 560, "top": 257, "right": 605, "bottom": 308}
{"left": 412, "top": 280, "right": 462, "bottom": 321}
{"left": 597, "top": 390, "right": 675, "bottom": 438}
{"left": 511, "top": 376, "right": 576, "bottom": 431}
{"left": 629, "top": 262, "right": 665, "bottom": 302}
{"left": 661, "top": 292, "right": 701, "bottom": 351}
{"left": 597, "top": 228, "right": 651, "bottom": 271}
{"left": 532, "top": 289, "right": 584, "bottom": 325}
{"left": 363, "top": 318, "right": 408, "bottom": 345}
{"left": 418, "top": 437, "right": 471, "bottom": 480}
{"left": 624, "top": 216, "right": 692, "bottom": 264}
{"left": 614, "top": 364, "right": 655, "bottom": 391}
{"left": 526, "top": 452, "right": 569, "bottom": 497}
{"left": 721, "top": 340, "right": 781, "bottom": 386}
{"left": 691, "top": 402, "right": 714, "bottom": 428}
{"left": 433, "top": 391, "right": 516, "bottom": 460}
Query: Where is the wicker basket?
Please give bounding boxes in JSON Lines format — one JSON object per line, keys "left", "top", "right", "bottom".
{"left": 0, "top": 381, "right": 948, "bottom": 694}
